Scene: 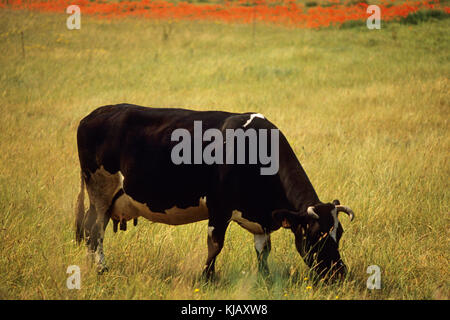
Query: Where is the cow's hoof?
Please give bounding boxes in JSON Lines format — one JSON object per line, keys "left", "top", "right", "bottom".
{"left": 97, "top": 264, "right": 109, "bottom": 275}
{"left": 201, "top": 270, "right": 216, "bottom": 283}
{"left": 256, "top": 271, "right": 272, "bottom": 286}
{"left": 257, "top": 265, "right": 270, "bottom": 278}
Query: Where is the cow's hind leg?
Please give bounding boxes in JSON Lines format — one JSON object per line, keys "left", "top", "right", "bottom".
{"left": 83, "top": 202, "right": 110, "bottom": 273}
{"left": 83, "top": 203, "right": 96, "bottom": 243}
{"left": 87, "top": 205, "right": 110, "bottom": 274}
{"left": 85, "top": 167, "right": 121, "bottom": 274}
{"left": 75, "top": 172, "right": 86, "bottom": 244}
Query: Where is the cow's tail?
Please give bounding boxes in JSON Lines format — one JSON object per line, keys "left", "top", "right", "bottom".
{"left": 75, "top": 171, "right": 86, "bottom": 244}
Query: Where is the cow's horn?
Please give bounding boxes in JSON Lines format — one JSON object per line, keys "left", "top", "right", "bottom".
{"left": 336, "top": 205, "right": 354, "bottom": 221}
{"left": 307, "top": 206, "right": 319, "bottom": 219}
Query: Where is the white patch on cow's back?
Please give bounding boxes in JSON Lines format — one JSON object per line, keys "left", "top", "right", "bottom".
{"left": 243, "top": 113, "right": 265, "bottom": 128}
{"left": 231, "top": 210, "right": 264, "bottom": 234}
{"left": 330, "top": 208, "right": 339, "bottom": 241}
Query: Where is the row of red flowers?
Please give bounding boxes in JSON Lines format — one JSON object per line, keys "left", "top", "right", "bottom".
{"left": 1, "top": 0, "right": 448, "bottom": 28}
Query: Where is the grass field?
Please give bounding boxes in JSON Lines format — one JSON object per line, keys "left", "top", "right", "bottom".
{"left": 0, "top": 7, "right": 449, "bottom": 299}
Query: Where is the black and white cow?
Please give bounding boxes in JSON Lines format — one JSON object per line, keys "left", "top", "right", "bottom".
{"left": 75, "top": 104, "right": 354, "bottom": 280}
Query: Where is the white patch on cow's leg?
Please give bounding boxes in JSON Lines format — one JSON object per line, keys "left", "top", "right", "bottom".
{"left": 94, "top": 246, "right": 104, "bottom": 264}
{"left": 254, "top": 233, "right": 271, "bottom": 275}
{"left": 254, "top": 233, "right": 270, "bottom": 253}
{"left": 94, "top": 239, "right": 108, "bottom": 273}
{"left": 330, "top": 208, "right": 339, "bottom": 242}
{"left": 208, "top": 226, "right": 215, "bottom": 237}
{"left": 85, "top": 222, "right": 108, "bottom": 273}
{"left": 231, "top": 210, "right": 264, "bottom": 234}
{"left": 243, "top": 113, "right": 265, "bottom": 128}
{"left": 118, "top": 171, "right": 124, "bottom": 187}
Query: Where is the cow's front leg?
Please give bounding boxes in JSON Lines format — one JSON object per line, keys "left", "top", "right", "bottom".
{"left": 254, "top": 233, "right": 271, "bottom": 276}
{"left": 202, "top": 219, "right": 229, "bottom": 280}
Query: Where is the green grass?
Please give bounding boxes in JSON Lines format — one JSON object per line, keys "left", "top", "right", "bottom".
{"left": 0, "top": 9, "right": 449, "bottom": 299}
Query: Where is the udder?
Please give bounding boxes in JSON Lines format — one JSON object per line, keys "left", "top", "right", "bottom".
{"left": 110, "top": 193, "right": 142, "bottom": 232}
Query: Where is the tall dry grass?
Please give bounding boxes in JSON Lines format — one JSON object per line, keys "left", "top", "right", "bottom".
{"left": 0, "top": 9, "right": 448, "bottom": 299}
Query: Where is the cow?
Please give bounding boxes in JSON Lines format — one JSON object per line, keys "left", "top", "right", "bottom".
{"left": 75, "top": 104, "right": 354, "bottom": 281}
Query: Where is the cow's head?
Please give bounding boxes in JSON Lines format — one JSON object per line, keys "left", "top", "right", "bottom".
{"left": 273, "top": 200, "right": 354, "bottom": 281}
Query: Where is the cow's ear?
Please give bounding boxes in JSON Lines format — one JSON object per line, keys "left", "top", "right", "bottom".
{"left": 332, "top": 199, "right": 340, "bottom": 206}
{"left": 272, "top": 209, "right": 303, "bottom": 229}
